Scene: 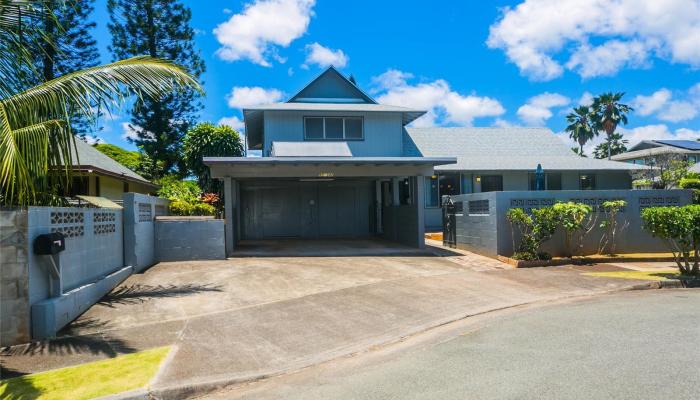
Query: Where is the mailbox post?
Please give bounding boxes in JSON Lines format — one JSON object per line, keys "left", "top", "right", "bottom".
{"left": 33, "top": 232, "right": 66, "bottom": 297}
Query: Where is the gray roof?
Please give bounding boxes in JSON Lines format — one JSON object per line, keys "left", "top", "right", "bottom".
{"left": 271, "top": 141, "right": 353, "bottom": 157}
{"left": 71, "top": 139, "right": 155, "bottom": 186}
{"left": 404, "top": 127, "right": 644, "bottom": 171}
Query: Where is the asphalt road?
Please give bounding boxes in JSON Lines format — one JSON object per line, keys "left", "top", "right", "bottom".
{"left": 206, "top": 290, "right": 700, "bottom": 400}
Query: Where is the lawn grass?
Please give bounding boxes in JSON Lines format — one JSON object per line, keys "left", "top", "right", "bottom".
{"left": 0, "top": 346, "right": 170, "bottom": 400}
{"left": 583, "top": 270, "right": 680, "bottom": 281}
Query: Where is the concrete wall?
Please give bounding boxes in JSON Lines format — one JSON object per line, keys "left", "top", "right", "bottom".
{"left": 448, "top": 189, "right": 693, "bottom": 258}
{"left": 263, "top": 110, "right": 404, "bottom": 157}
{"left": 123, "top": 193, "right": 170, "bottom": 272}
{"left": 1, "top": 209, "right": 31, "bottom": 346}
{"left": 424, "top": 170, "right": 634, "bottom": 230}
{"left": 155, "top": 217, "right": 226, "bottom": 262}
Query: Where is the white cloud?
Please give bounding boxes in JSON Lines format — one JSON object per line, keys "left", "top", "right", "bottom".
{"left": 120, "top": 123, "right": 155, "bottom": 142}
{"left": 516, "top": 92, "right": 570, "bottom": 126}
{"left": 303, "top": 43, "right": 348, "bottom": 68}
{"left": 214, "top": 0, "right": 315, "bottom": 66}
{"left": 487, "top": 0, "right": 700, "bottom": 80}
{"left": 632, "top": 89, "right": 672, "bottom": 116}
{"left": 578, "top": 91, "right": 594, "bottom": 106}
{"left": 658, "top": 101, "right": 698, "bottom": 122}
{"left": 218, "top": 116, "right": 245, "bottom": 131}
{"left": 372, "top": 70, "right": 505, "bottom": 127}
{"left": 226, "top": 86, "right": 284, "bottom": 109}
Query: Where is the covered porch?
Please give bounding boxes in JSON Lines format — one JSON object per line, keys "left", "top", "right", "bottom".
{"left": 204, "top": 156, "right": 455, "bottom": 256}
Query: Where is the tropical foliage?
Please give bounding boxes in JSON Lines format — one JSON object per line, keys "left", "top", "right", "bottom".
{"left": 597, "top": 200, "right": 629, "bottom": 255}
{"left": 565, "top": 105, "right": 595, "bottom": 156}
{"left": 591, "top": 92, "right": 632, "bottom": 160}
{"left": 565, "top": 93, "right": 632, "bottom": 159}
{"left": 0, "top": 1, "right": 200, "bottom": 206}
{"left": 156, "top": 175, "right": 201, "bottom": 203}
{"left": 506, "top": 207, "right": 559, "bottom": 261}
{"left": 94, "top": 143, "right": 156, "bottom": 179}
{"left": 641, "top": 205, "right": 700, "bottom": 276}
{"left": 593, "top": 132, "right": 628, "bottom": 159}
{"left": 183, "top": 122, "right": 244, "bottom": 192}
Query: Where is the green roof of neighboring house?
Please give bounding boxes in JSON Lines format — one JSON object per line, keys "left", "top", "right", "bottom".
{"left": 70, "top": 139, "right": 156, "bottom": 187}
{"left": 404, "top": 127, "right": 644, "bottom": 172}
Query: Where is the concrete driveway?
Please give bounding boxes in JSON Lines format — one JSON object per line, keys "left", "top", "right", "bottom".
{"left": 1, "top": 241, "right": 656, "bottom": 398}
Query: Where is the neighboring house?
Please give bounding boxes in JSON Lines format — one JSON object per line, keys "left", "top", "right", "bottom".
{"left": 204, "top": 67, "right": 642, "bottom": 253}
{"left": 611, "top": 139, "right": 700, "bottom": 166}
{"left": 66, "top": 138, "right": 158, "bottom": 201}
{"left": 405, "top": 127, "right": 642, "bottom": 229}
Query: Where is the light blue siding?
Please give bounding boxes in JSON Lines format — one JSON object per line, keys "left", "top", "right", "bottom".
{"left": 290, "top": 70, "right": 373, "bottom": 103}
{"left": 263, "top": 110, "right": 404, "bottom": 157}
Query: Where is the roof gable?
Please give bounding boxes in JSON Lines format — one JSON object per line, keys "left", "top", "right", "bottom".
{"left": 288, "top": 66, "right": 376, "bottom": 104}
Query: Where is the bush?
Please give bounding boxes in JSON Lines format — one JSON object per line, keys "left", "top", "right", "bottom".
{"left": 191, "top": 202, "right": 216, "bottom": 216}
{"left": 598, "top": 200, "right": 629, "bottom": 255}
{"left": 169, "top": 200, "right": 193, "bottom": 216}
{"left": 156, "top": 175, "right": 201, "bottom": 203}
{"left": 641, "top": 205, "right": 700, "bottom": 276}
{"left": 506, "top": 207, "right": 558, "bottom": 260}
{"left": 552, "top": 202, "right": 594, "bottom": 257}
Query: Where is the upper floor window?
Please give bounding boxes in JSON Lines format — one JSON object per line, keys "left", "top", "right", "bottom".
{"left": 304, "top": 117, "right": 363, "bottom": 140}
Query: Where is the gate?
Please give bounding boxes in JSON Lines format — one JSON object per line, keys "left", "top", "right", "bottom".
{"left": 442, "top": 196, "right": 457, "bottom": 248}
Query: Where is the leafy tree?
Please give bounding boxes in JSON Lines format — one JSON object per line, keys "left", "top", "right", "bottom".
{"left": 565, "top": 105, "right": 595, "bottom": 156}
{"left": 570, "top": 147, "right": 587, "bottom": 157}
{"left": 26, "top": 1, "right": 101, "bottom": 138}
{"left": 593, "top": 132, "right": 628, "bottom": 159}
{"left": 591, "top": 92, "right": 632, "bottom": 160}
{"left": 108, "top": 0, "right": 205, "bottom": 179}
{"left": 94, "top": 143, "right": 158, "bottom": 180}
{"left": 506, "top": 207, "right": 559, "bottom": 261}
{"left": 641, "top": 205, "right": 700, "bottom": 276}
{"left": 552, "top": 202, "right": 596, "bottom": 257}
{"left": 0, "top": 2, "right": 200, "bottom": 206}
{"left": 598, "top": 200, "right": 629, "bottom": 255}
{"left": 155, "top": 175, "right": 201, "bottom": 203}
{"left": 183, "top": 123, "right": 244, "bottom": 192}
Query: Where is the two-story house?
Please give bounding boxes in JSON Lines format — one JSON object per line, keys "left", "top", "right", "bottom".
{"left": 205, "top": 67, "right": 641, "bottom": 254}
{"left": 205, "top": 67, "right": 455, "bottom": 255}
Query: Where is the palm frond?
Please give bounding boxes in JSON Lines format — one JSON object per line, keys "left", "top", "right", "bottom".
{"left": 3, "top": 56, "right": 202, "bottom": 129}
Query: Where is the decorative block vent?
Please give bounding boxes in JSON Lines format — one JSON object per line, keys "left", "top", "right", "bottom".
{"left": 468, "top": 200, "right": 490, "bottom": 215}
{"left": 509, "top": 198, "right": 555, "bottom": 213}
{"left": 94, "top": 212, "right": 116, "bottom": 223}
{"left": 138, "top": 203, "right": 152, "bottom": 222}
{"left": 51, "top": 225, "right": 84, "bottom": 238}
{"left": 50, "top": 211, "right": 85, "bottom": 237}
{"left": 94, "top": 223, "right": 116, "bottom": 235}
{"left": 638, "top": 196, "right": 680, "bottom": 211}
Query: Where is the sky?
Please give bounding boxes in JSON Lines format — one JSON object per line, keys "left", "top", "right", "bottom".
{"left": 90, "top": 0, "right": 700, "bottom": 154}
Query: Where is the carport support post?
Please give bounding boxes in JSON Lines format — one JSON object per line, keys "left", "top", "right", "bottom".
{"left": 415, "top": 176, "right": 426, "bottom": 248}
{"left": 224, "top": 177, "right": 236, "bottom": 256}
{"left": 375, "top": 180, "right": 383, "bottom": 234}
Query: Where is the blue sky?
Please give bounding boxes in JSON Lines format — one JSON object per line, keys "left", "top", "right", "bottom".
{"left": 91, "top": 0, "right": 700, "bottom": 153}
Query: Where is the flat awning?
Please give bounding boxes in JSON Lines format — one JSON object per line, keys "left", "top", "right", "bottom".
{"left": 204, "top": 156, "right": 457, "bottom": 179}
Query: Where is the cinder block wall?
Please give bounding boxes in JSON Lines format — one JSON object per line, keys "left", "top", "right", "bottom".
{"left": 450, "top": 190, "right": 694, "bottom": 258}
{"left": 155, "top": 217, "right": 225, "bottom": 261}
{"left": 123, "top": 193, "right": 170, "bottom": 272}
{"left": 1, "top": 209, "right": 31, "bottom": 346}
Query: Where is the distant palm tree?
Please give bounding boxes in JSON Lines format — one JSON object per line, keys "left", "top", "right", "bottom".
{"left": 0, "top": 1, "right": 200, "bottom": 206}
{"left": 571, "top": 147, "right": 587, "bottom": 157}
{"left": 591, "top": 93, "right": 632, "bottom": 160}
{"left": 565, "top": 105, "right": 595, "bottom": 157}
{"left": 593, "top": 132, "right": 629, "bottom": 159}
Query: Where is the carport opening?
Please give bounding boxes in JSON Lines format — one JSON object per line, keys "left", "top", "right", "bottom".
{"left": 232, "top": 238, "right": 432, "bottom": 257}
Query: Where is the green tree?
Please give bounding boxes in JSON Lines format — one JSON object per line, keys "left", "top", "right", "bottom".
{"left": 0, "top": 2, "right": 200, "bottom": 206}
{"left": 593, "top": 132, "right": 628, "bottom": 159}
{"left": 94, "top": 143, "right": 157, "bottom": 180}
{"left": 183, "top": 123, "right": 244, "bottom": 192}
{"left": 108, "top": 0, "right": 205, "bottom": 179}
{"left": 27, "top": 1, "right": 101, "bottom": 138}
{"left": 591, "top": 92, "right": 632, "bottom": 160}
{"left": 565, "top": 105, "right": 595, "bottom": 157}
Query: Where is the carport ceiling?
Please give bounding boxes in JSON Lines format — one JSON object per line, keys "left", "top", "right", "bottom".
{"left": 204, "top": 157, "right": 457, "bottom": 179}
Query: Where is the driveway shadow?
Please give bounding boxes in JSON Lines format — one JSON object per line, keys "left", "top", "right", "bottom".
{"left": 97, "top": 283, "right": 223, "bottom": 308}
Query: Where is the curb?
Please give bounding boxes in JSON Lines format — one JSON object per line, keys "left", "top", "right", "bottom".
{"left": 630, "top": 279, "right": 700, "bottom": 290}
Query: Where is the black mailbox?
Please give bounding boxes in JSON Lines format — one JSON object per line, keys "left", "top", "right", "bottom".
{"left": 34, "top": 232, "right": 66, "bottom": 255}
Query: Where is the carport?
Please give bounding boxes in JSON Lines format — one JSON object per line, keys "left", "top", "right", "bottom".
{"left": 204, "top": 156, "right": 455, "bottom": 256}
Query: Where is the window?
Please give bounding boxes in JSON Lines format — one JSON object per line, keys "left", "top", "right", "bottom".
{"left": 425, "top": 175, "right": 439, "bottom": 208}
{"left": 547, "top": 173, "right": 562, "bottom": 190}
{"left": 579, "top": 174, "right": 596, "bottom": 190}
{"left": 69, "top": 177, "right": 89, "bottom": 197}
{"left": 480, "top": 175, "right": 503, "bottom": 192}
{"left": 304, "top": 117, "right": 364, "bottom": 140}
{"left": 439, "top": 174, "right": 461, "bottom": 197}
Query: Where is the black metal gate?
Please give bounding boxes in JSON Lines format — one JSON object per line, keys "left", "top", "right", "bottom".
{"left": 442, "top": 196, "right": 457, "bottom": 248}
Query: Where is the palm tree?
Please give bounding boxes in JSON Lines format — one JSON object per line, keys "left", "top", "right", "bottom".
{"left": 565, "top": 105, "right": 595, "bottom": 157}
{"left": 593, "top": 132, "right": 629, "bottom": 159}
{"left": 591, "top": 92, "right": 632, "bottom": 160}
{"left": 1, "top": 1, "right": 200, "bottom": 206}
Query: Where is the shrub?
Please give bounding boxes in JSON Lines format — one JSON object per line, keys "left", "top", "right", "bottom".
{"left": 598, "top": 200, "right": 629, "bottom": 255}
{"left": 679, "top": 178, "right": 700, "bottom": 204}
{"left": 156, "top": 175, "right": 201, "bottom": 204}
{"left": 169, "top": 200, "right": 193, "bottom": 216}
{"left": 641, "top": 205, "right": 700, "bottom": 276}
{"left": 506, "top": 207, "right": 558, "bottom": 260}
{"left": 552, "top": 202, "right": 595, "bottom": 257}
{"left": 191, "top": 202, "right": 216, "bottom": 216}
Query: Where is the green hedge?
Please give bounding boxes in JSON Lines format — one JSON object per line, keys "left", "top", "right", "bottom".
{"left": 641, "top": 205, "right": 700, "bottom": 276}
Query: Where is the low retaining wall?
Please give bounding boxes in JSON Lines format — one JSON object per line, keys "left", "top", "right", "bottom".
{"left": 123, "top": 193, "right": 170, "bottom": 272}
{"left": 449, "top": 189, "right": 694, "bottom": 258}
{"left": 155, "top": 217, "right": 226, "bottom": 261}
{"left": 1, "top": 209, "right": 31, "bottom": 346}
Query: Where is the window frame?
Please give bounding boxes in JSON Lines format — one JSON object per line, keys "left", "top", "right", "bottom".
{"left": 303, "top": 116, "right": 364, "bottom": 141}
{"left": 579, "top": 174, "right": 597, "bottom": 190}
